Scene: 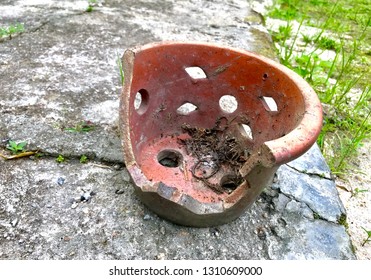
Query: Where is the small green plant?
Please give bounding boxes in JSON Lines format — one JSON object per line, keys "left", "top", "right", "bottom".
{"left": 361, "top": 227, "right": 371, "bottom": 246}
{"left": 117, "top": 53, "right": 125, "bottom": 85}
{"left": 315, "top": 36, "right": 339, "bottom": 51}
{"left": 6, "top": 140, "right": 27, "bottom": 154}
{"left": 65, "top": 120, "right": 95, "bottom": 133}
{"left": 0, "top": 23, "right": 24, "bottom": 37}
{"left": 301, "top": 33, "right": 313, "bottom": 45}
{"left": 80, "top": 155, "right": 88, "bottom": 164}
{"left": 338, "top": 214, "right": 349, "bottom": 229}
{"left": 351, "top": 187, "right": 369, "bottom": 198}
{"left": 313, "top": 212, "right": 321, "bottom": 219}
{"left": 86, "top": 0, "right": 97, "bottom": 12}
{"left": 56, "top": 154, "right": 65, "bottom": 163}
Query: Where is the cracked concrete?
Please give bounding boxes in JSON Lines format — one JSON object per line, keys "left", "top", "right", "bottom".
{"left": 0, "top": 0, "right": 355, "bottom": 259}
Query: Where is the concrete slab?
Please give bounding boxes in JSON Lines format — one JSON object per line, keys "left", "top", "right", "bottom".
{"left": 0, "top": 0, "right": 355, "bottom": 259}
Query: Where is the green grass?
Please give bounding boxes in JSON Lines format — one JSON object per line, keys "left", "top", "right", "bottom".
{"left": 117, "top": 53, "right": 125, "bottom": 85}
{"left": 0, "top": 23, "right": 24, "bottom": 37}
{"left": 65, "top": 120, "right": 96, "bottom": 133}
{"left": 266, "top": 0, "right": 370, "bottom": 175}
{"left": 361, "top": 227, "right": 371, "bottom": 246}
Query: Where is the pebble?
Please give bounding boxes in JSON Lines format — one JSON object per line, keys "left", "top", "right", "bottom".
{"left": 113, "top": 164, "right": 121, "bottom": 170}
{"left": 115, "top": 189, "right": 125, "bottom": 195}
{"left": 156, "top": 253, "right": 166, "bottom": 260}
{"left": 71, "top": 202, "right": 78, "bottom": 209}
{"left": 11, "top": 218, "right": 19, "bottom": 227}
{"left": 160, "top": 226, "right": 166, "bottom": 235}
{"left": 57, "top": 177, "right": 65, "bottom": 186}
{"left": 143, "top": 214, "right": 151, "bottom": 220}
{"left": 209, "top": 227, "right": 220, "bottom": 237}
{"left": 81, "top": 192, "right": 91, "bottom": 202}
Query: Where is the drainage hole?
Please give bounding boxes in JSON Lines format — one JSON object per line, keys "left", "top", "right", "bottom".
{"left": 261, "top": 96, "right": 278, "bottom": 112}
{"left": 240, "top": 123, "right": 253, "bottom": 139}
{"left": 134, "top": 89, "right": 149, "bottom": 114}
{"left": 220, "top": 174, "right": 243, "bottom": 193}
{"left": 157, "top": 150, "right": 183, "bottom": 168}
{"left": 219, "top": 95, "right": 238, "bottom": 113}
{"left": 176, "top": 102, "right": 198, "bottom": 115}
{"left": 185, "top": 66, "right": 207, "bottom": 79}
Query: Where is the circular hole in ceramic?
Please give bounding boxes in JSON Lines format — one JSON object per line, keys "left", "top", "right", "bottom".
{"left": 157, "top": 150, "right": 183, "bottom": 168}
{"left": 134, "top": 89, "right": 149, "bottom": 114}
{"left": 219, "top": 95, "right": 238, "bottom": 113}
{"left": 220, "top": 174, "right": 243, "bottom": 193}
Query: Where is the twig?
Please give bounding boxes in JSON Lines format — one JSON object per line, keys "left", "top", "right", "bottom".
{"left": 0, "top": 151, "right": 37, "bottom": 160}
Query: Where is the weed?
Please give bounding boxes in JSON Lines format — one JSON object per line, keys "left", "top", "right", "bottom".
{"left": 276, "top": 23, "right": 292, "bottom": 41}
{"left": 117, "top": 53, "right": 125, "bottom": 85}
{"left": 338, "top": 214, "right": 349, "bottom": 229}
{"left": 56, "top": 155, "right": 65, "bottom": 163}
{"left": 301, "top": 33, "right": 313, "bottom": 45}
{"left": 65, "top": 120, "right": 95, "bottom": 133}
{"left": 6, "top": 140, "right": 27, "bottom": 154}
{"left": 265, "top": 0, "right": 371, "bottom": 174}
{"left": 80, "top": 155, "right": 88, "bottom": 164}
{"left": 361, "top": 227, "right": 371, "bottom": 246}
{"left": 313, "top": 212, "right": 321, "bottom": 219}
{"left": 316, "top": 36, "right": 339, "bottom": 51}
{"left": 351, "top": 188, "right": 369, "bottom": 198}
{"left": 333, "top": 111, "right": 370, "bottom": 172}
{"left": 86, "top": 0, "right": 97, "bottom": 12}
{"left": 0, "top": 23, "right": 24, "bottom": 37}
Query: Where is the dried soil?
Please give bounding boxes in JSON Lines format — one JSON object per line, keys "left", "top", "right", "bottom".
{"left": 179, "top": 118, "right": 247, "bottom": 194}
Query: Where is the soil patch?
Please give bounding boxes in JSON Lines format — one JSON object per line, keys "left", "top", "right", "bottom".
{"left": 178, "top": 117, "right": 248, "bottom": 194}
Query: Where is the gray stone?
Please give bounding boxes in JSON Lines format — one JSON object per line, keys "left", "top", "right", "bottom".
{"left": 273, "top": 193, "right": 291, "bottom": 211}
{"left": 57, "top": 177, "right": 65, "bottom": 186}
{"left": 267, "top": 216, "right": 355, "bottom": 260}
{"left": 273, "top": 161, "right": 346, "bottom": 223}
{"left": 0, "top": 0, "right": 354, "bottom": 259}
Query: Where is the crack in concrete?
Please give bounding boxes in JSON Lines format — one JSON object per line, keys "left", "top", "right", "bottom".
{"left": 286, "top": 163, "right": 333, "bottom": 180}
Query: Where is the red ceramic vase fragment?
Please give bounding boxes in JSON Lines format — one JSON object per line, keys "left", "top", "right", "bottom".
{"left": 119, "top": 42, "right": 322, "bottom": 227}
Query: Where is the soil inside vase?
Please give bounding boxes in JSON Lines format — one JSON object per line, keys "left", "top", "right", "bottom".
{"left": 178, "top": 117, "right": 248, "bottom": 194}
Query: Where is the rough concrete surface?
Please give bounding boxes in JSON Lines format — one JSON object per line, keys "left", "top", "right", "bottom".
{"left": 0, "top": 0, "right": 355, "bottom": 259}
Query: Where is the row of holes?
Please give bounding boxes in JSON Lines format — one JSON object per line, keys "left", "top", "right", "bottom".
{"left": 134, "top": 66, "right": 277, "bottom": 114}
{"left": 133, "top": 67, "right": 278, "bottom": 142}
{"left": 134, "top": 93, "right": 275, "bottom": 141}
{"left": 134, "top": 90, "right": 278, "bottom": 115}
{"left": 177, "top": 95, "right": 278, "bottom": 114}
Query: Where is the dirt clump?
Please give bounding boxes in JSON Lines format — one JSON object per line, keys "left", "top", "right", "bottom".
{"left": 178, "top": 117, "right": 248, "bottom": 193}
